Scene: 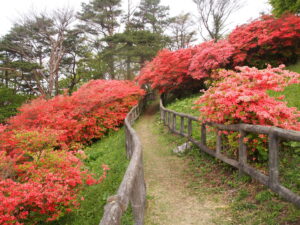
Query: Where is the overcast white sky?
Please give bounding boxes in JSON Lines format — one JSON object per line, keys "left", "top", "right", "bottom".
{"left": 0, "top": 0, "right": 271, "bottom": 37}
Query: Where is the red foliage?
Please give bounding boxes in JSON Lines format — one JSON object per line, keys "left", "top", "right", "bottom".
{"left": 189, "top": 40, "right": 235, "bottom": 79}
{"left": 136, "top": 48, "right": 202, "bottom": 94}
{"left": 195, "top": 65, "right": 300, "bottom": 130}
{"left": 0, "top": 149, "right": 109, "bottom": 224}
{"left": 0, "top": 79, "right": 143, "bottom": 224}
{"left": 8, "top": 80, "right": 145, "bottom": 147}
{"left": 136, "top": 40, "right": 235, "bottom": 94}
{"left": 229, "top": 14, "right": 300, "bottom": 68}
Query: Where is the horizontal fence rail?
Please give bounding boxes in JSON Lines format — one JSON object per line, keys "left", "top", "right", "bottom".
{"left": 100, "top": 93, "right": 154, "bottom": 225}
{"left": 160, "top": 97, "right": 300, "bottom": 207}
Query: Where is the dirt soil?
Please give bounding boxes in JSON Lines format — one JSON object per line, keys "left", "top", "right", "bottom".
{"left": 135, "top": 102, "right": 231, "bottom": 225}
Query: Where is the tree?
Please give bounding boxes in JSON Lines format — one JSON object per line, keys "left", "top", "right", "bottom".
{"left": 78, "top": 0, "right": 122, "bottom": 79}
{"left": 269, "top": 0, "right": 300, "bottom": 17}
{"left": 169, "top": 13, "right": 197, "bottom": 50}
{"left": 0, "top": 9, "right": 74, "bottom": 97}
{"left": 193, "top": 0, "right": 243, "bottom": 41}
{"left": 132, "top": 0, "right": 170, "bottom": 33}
{"left": 104, "top": 29, "right": 169, "bottom": 80}
{"left": 0, "top": 85, "right": 28, "bottom": 123}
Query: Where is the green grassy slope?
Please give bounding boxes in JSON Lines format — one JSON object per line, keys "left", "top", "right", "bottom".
{"left": 50, "top": 128, "right": 133, "bottom": 225}
{"left": 167, "top": 93, "right": 201, "bottom": 116}
{"left": 268, "top": 63, "right": 300, "bottom": 110}
{"left": 167, "top": 62, "right": 300, "bottom": 114}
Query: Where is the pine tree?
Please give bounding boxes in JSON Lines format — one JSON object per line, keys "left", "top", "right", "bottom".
{"left": 132, "top": 0, "right": 170, "bottom": 33}
{"left": 78, "top": 0, "right": 122, "bottom": 79}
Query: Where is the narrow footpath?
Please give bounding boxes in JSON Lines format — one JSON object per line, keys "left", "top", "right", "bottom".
{"left": 135, "top": 102, "right": 230, "bottom": 225}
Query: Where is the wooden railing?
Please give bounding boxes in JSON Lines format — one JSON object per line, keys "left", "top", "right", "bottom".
{"left": 100, "top": 94, "right": 154, "bottom": 225}
{"left": 160, "top": 97, "right": 300, "bottom": 207}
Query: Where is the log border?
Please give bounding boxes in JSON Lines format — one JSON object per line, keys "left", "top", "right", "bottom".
{"left": 160, "top": 97, "right": 300, "bottom": 207}
{"left": 99, "top": 93, "right": 154, "bottom": 225}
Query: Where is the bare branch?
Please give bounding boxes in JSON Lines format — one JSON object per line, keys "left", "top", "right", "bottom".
{"left": 193, "top": 0, "right": 244, "bottom": 41}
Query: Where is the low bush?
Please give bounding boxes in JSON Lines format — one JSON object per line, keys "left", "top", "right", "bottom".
{"left": 0, "top": 79, "right": 144, "bottom": 224}
{"left": 136, "top": 48, "right": 203, "bottom": 95}
{"left": 189, "top": 40, "right": 234, "bottom": 80}
{"left": 8, "top": 80, "right": 144, "bottom": 148}
{"left": 194, "top": 65, "right": 300, "bottom": 161}
{"left": 229, "top": 14, "right": 300, "bottom": 68}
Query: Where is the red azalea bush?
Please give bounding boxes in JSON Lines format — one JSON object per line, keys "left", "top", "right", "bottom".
{"left": 229, "top": 14, "right": 300, "bottom": 68}
{"left": 0, "top": 79, "right": 144, "bottom": 224}
{"left": 0, "top": 148, "right": 109, "bottom": 224}
{"left": 136, "top": 48, "right": 203, "bottom": 94}
{"left": 189, "top": 40, "right": 235, "bottom": 79}
{"left": 195, "top": 65, "right": 300, "bottom": 161}
{"left": 8, "top": 80, "right": 145, "bottom": 147}
{"left": 195, "top": 65, "right": 300, "bottom": 130}
{"left": 137, "top": 14, "right": 300, "bottom": 95}
{"left": 136, "top": 41, "right": 234, "bottom": 95}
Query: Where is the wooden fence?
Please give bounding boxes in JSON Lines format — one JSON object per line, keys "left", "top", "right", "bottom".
{"left": 160, "top": 97, "right": 300, "bottom": 207}
{"left": 100, "top": 94, "right": 154, "bottom": 225}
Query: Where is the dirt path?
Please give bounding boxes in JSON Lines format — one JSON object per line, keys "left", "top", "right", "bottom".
{"left": 135, "top": 102, "right": 230, "bottom": 225}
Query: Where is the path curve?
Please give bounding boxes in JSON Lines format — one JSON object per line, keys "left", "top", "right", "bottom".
{"left": 135, "top": 102, "right": 229, "bottom": 225}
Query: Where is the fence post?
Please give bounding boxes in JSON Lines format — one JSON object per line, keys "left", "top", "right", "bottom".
{"left": 238, "top": 129, "right": 247, "bottom": 175}
{"left": 268, "top": 131, "right": 279, "bottom": 189}
{"left": 201, "top": 124, "right": 206, "bottom": 146}
{"left": 187, "top": 119, "right": 192, "bottom": 138}
{"left": 180, "top": 117, "right": 184, "bottom": 135}
{"left": 173, "top": 114, "right": 176, "bottom": 131}
{"left": 168, "top": 112, "right": 171, "bottom": 129}
{"left": 216, "top": 129, "right": 222, "bottom": 156}
{"left": 125, "top": 126, "right": 134, "bottom": 159}
{"left": 131, "top": 163, "right": 146, "bottom": 225}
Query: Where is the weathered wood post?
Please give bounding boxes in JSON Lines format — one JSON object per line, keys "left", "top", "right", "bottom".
{"left": 187, "top": 119, "right": 192, "bottom": 138}
{"left": 201, "top": 123, "right": 206, "bottom": 146}
{"left": 238, "top": 129, "right": 247, "bottom": 175}
{"left": 268, "top": 131, "right": 279, "bottom": 189}
{"left": 161, "top": 107, "right": 164, "bottom": 122}
{"left": 131, "top": 162, "right": 146, "bottom": 225}
{"left": 216, "top": 129, "right": 222, "bottom": 156}
{"left": 125, "top": 126, "right": 131, "bottom": 159}
{"left": 173, "top": 114, "right": 176, "bottom": 132}
{"left": 180, "top": 117, "right": 184, "bottom": 135}
{"left": 168, "top": 112, "right": 171, "bottom": 129}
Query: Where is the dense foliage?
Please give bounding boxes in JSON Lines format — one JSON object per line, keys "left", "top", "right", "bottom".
{"left": 269, "top": 0, "right": 300, "bottom": 17}
{"left": 137, "top": 14, "right": 300, "bottom": 94}
{"left": 189, "top": 40, "right": 234, "bottom": 79}
{"left": 0, "top": 86, "right": 28, "bottom": 123}
{"left": 229, "top": 14, "right": 300, "bottom": 68}
{"left": 8, "top": 80, "right": 144, "bottom": 147}
{"left": 195, "top": 66, "right": 300, "bottom": 161}
{"left": 136, "top": 48, "right": 202, "bottom": 94}
{"left": 0, "top": 80, "right": 144, "bottom": 224}
{"left": 194, "top": 66, "right": 300, "bottom": 130}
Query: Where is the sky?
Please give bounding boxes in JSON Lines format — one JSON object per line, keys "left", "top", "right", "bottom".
{"left": 0, "top": 0, "right": 271, "bottom": 37}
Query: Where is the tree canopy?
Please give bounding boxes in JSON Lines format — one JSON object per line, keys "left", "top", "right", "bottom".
{"left": 269, "top": 0, "right": 300, "bottom": 17}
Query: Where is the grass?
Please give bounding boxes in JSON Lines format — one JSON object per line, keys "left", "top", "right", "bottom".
{"left": 160, "top": 62, "right": 300, "bottom": 224}
{"left": 166, "top": 93, "right": 201, "bottom": 116}
{"left": 156, "top": 115, "right": 300, "bottom": 224}
{"left": 268, "top": 62, "right": 300, "bottom": 110}
{"left": 287, "top": 62, "right": 300, "bottom": 73}
{"left": 268, "top": 83, "right": 300, "bottom": 110}
{"left": 49, "top": 128, "right": 133, "bottom": 225}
